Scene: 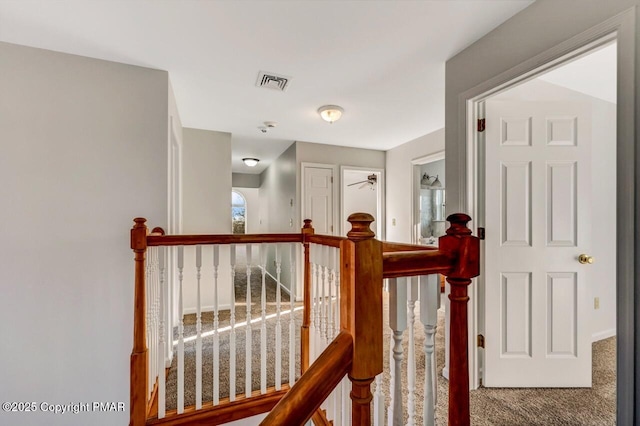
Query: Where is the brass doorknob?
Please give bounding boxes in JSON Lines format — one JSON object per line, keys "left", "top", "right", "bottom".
{"left": 578, "top": 254, "right": 594, "bottom": 264}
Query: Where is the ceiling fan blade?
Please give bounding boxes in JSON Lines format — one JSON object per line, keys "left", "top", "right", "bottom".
{"left": 347, "top": 180, "right": 369, "bottom": 187}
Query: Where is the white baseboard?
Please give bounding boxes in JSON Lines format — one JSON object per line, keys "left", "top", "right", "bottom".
{"left": 442, "top": 367, "right": 449, "bottom": 380}
{"left": 592, "top": 328, "right": 616, "bottom": 342}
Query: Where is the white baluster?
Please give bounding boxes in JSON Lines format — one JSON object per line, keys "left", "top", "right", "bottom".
{"left": 321, "top": 245, "right": 328, "bottom": 349}
{"left": 146, "top": 248, "right": 152, "bottom": 397}
{"left": 245, "top": 244, "right": 253, "bottom": 398}
{"left": 213, "top": 245, "right": 220, "bottom": 405}
{"left": 260, "top": 243, "right": 267, "bottom": 394}
{"left": 309, "top": 245, "right": 316, "bottom": 362}
{"left": 275, "top": 244, "right": 282, "bottom": 391}
{"left": 420, "top": 274, "right": 440, "bottom": 426}
{"left": 195, "top": 245, "right": 203, "bottom": 409}
{"left": 334, "top": 246, "right": 340, "bottom": 335}
{"left": 373, "top": 375, "right": 385, "bottom": 426}
{"left": 154, "top": 247, "right": 160, "bottom": 397}
{"left": 327, "top": 247, "right": 334, "bottom": 340}
{"left": 341, "top": 376, "right": 350, "bottom": 426}
{"left": 407, "top": 276, "right": 419, "bottom": 425}
{"left": 230, "top": 244, "right": 237, "bottom": 401}
{"left": 158, "top": 246, "right": 166, "bottom": 419}
{"left": 288, "top": 244, "right": 296, "bottom": 386}
{"left": 313, "top": 245, "right": 322, "bottom": 358}
{"left": 177, "top": 246, "right": 185, "bottom": 414}
{"left": 388, "top": 277, "right": 407, "bottom": 426}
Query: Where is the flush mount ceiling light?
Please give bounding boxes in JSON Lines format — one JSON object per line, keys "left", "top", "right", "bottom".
{"left": 242, "top": 158, "right": 260, "bottom": 167}
{"left": 318, "top": 105, "right": 344, "bottom": 124}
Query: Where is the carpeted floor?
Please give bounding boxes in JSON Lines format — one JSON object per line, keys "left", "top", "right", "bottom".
{"left": 379, "top": 300, "right": 616, "bottom": 425}
{"left": 166, "top": 263, "right": 616, "bottom": 425}
{"left": 165, "top": 260, "right": 302, "bottom": 409}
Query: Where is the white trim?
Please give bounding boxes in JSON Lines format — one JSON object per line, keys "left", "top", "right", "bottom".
{"left": 592, "top": 328, "right": 617, "bottom": 342}
{"left": 462, "top": 12, "right": 632, "bottom": 391}
{"left": 340, "top": 165, "right": 385, "bottom": 239}
{"left": 411, "top": 151, "right": 445, "bottom": 166}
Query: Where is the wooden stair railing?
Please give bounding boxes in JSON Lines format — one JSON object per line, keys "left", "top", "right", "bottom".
{"left": 130, "top": 221, "right": 308, "bottom": 426}
{"left": 261, "top": 213, "right": 479, "bottom": 426}
{"left": 131, "top": 212, "right": 479, "bottom": 426}
{"left": 262, "top": 331, "right": 353, "bottom": 425}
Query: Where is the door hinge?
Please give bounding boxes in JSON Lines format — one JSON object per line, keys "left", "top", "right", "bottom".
{"left": 477, "top": 118, "right": 486, "bottom": 132}
{"left": 478, "top": 227, "right": 485, "bottom": 240}
{"left": 330, "top": 225, "right": 333, "bottom": 233}
{"left": 330, "top": 176, "right": 333, "bottom": 183}
{"left": 477, "top": 334, "right": 485, "bottom": 348}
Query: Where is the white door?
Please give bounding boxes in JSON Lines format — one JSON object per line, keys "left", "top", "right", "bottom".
{"left": 303, "top": 166, "right": 334, "bottom": 235}
{"left": 484, "top": 100, "right": 592, "bottom": 387}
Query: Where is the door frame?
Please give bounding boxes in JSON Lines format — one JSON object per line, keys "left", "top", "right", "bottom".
{"left": 411, "top": 151, "right": 446, "bottom": 244}
{"left": 460, "top": 9, "right": 635, "bottom": 420}
{"left": 340, "top": 166, "right": 385, "bottom": 239}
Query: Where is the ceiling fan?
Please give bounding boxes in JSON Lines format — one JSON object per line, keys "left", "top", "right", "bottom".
{"left": 347, "top": 174, "right": 377, "bottom": 190}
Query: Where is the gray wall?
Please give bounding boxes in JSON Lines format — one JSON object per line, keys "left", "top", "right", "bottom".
{"left": 232, "top": 173, "right": 261, "bottom": 188}
{"left": 445, "top": 1, "right": 640, "bottom": 422}
{"left": 0, "top": 42, "right": 169, "bottom": 426}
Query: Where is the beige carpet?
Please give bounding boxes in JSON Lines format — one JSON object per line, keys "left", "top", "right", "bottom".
{"left": 167, "top": 267, "right": 616, "bottom": 425}
{"left": 379, "top": 299, "right": 616, "bottom": 426}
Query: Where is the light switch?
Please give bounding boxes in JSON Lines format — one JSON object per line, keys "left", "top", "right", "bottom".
{"left": 392, "top": 218, "right": 396, "bottom": 226}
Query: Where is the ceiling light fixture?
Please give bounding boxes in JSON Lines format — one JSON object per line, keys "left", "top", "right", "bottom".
{"left": 242, "top": 158, "right": 260, "bottom": 167}
{"left": 318, "top": 105, "right": 344, "bottom": 124}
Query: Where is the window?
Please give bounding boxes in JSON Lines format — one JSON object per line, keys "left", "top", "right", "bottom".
{"left": 231, "top": 190, "right": 246, "bottom": 234}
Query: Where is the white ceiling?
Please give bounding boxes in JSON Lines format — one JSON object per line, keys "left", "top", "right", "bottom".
{"left": 0, "top": 0, "right": 534, "bottom": 173}
{"left": 538, "top": 42, "right": 616, "bottom": 103}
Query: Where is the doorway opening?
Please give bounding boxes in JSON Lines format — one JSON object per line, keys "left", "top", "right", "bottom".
{"left": 231, "top": 190, "right": 247, "bottom": 234}
{"left": 341, "top": 167, "right": 384, "bottom": 238}
{"left": 467, "top": 36, "right": 617, "bottom": 423}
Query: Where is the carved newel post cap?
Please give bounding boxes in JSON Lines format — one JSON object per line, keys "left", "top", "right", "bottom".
{"left": 446, "top": 213, "right": 472, "bottom": 236}
{"left": 303, "top": 219, "right": 313, "bottom": 229}
{"left": 347, "top": 212, "right": 376, "bottom": 241}
{"left": 133, "top": 217, "right": 147, "bottom": 228}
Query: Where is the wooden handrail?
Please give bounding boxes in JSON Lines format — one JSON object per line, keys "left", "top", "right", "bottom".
{"left": 307, "top": 234, "right": 346, "bottom": 247}
{"left": 382, "top": 250, "right": 455, "bottom": 278}
{"left": 261, "top": 331, "right": 353, "bottom": 425}
{"left": 147, "top": 233, "right": 303, "bottom": 246}
{"left": 382, "top": 241, "right": 439, "bottom": 252}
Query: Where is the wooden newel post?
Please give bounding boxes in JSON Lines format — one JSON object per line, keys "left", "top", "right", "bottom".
{"left": 439, "top": 214, "right": 480, "bottom": 426}
{"left": 346, "top": 213, "right": 383, "bottom": 426}
{"left": 301, "top": 219, "right": 314, "bottom": 373}
{"left": 130, "top": 218, "right": 149, "bottom": 426}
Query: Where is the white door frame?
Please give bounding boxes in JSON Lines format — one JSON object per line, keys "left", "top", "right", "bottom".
{"left": 340, "top": 166, "right": 385, "bottom": 239}
{"left": 460, "top": 10, "right": 634, "bottom": 404}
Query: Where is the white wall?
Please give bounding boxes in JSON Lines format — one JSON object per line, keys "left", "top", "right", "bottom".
{"left": 260, "top": 143, "right": 297, "bottom": 233}
{"left": 181, "top": 128, "right": 233, "bottom": 313}
{"left": 385, "top": 129, "right": 445, "bottom": 243}
{"left": 493, "top": 78, "right": 617, "bottom": 340}
{"left": 342, "top": 170, "right": 381, "bottom": 236}
{"left": 258, "top": 143, "right": 297, "bottom": 292}
{"left": 0, "top": 42, "right": 168, "bottom": 426}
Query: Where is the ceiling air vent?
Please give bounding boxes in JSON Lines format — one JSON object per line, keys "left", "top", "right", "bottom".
{"left": 256, "top": 71, "right": 291, "bottom": 92}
